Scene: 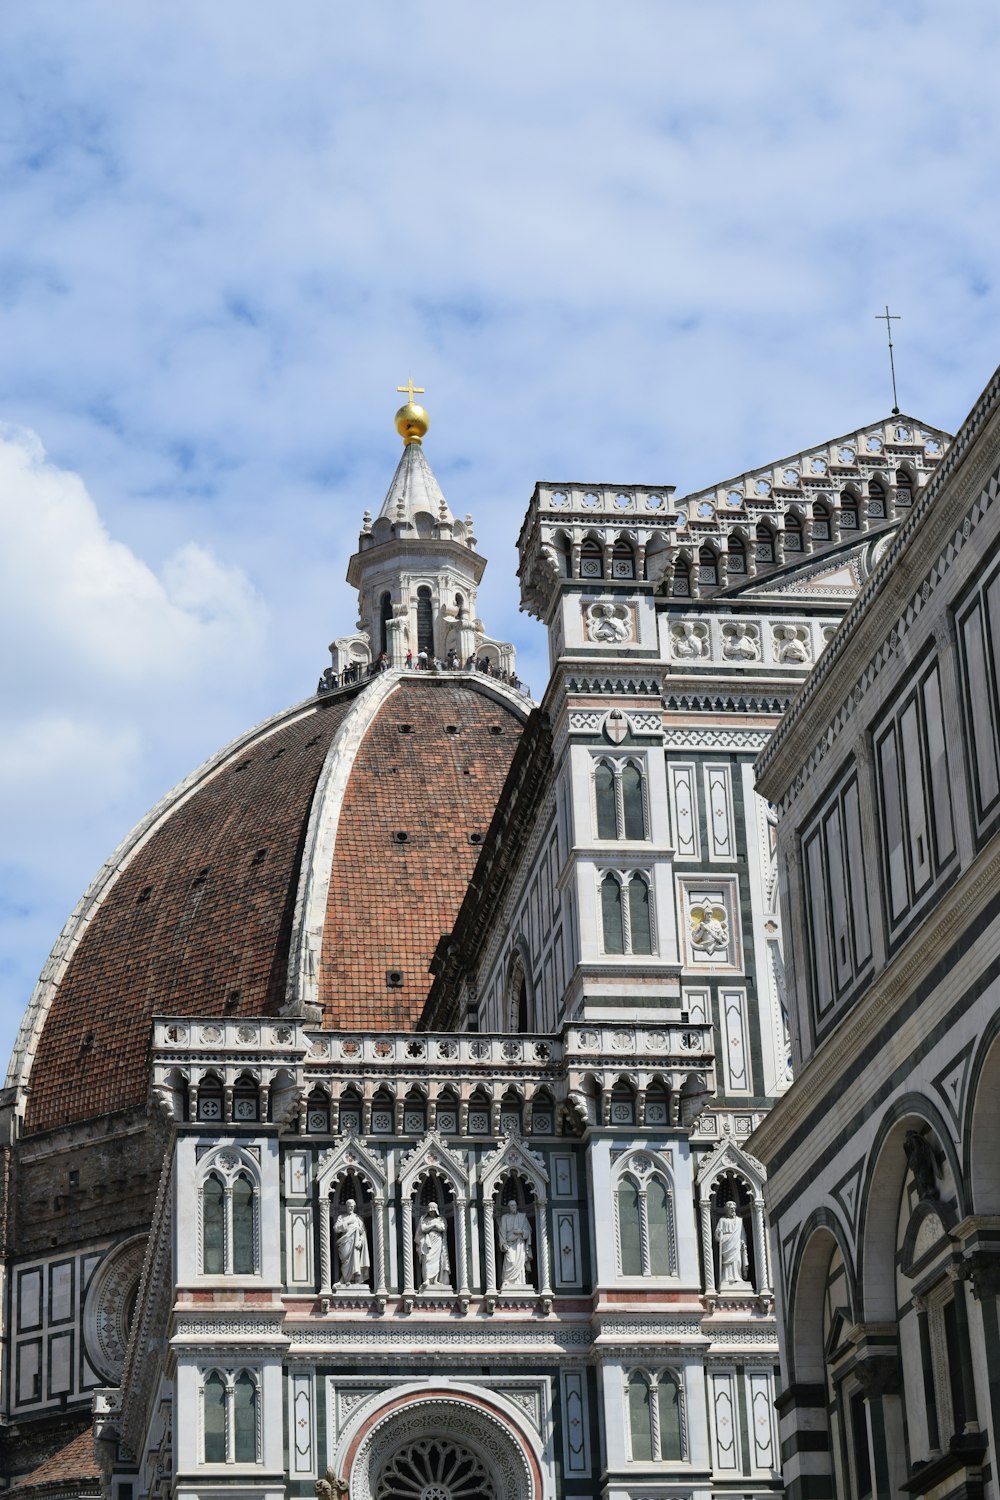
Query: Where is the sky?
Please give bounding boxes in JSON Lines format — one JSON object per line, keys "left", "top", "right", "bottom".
{"left": 2, "top": 0, "right": 1000, "bottom": 1070}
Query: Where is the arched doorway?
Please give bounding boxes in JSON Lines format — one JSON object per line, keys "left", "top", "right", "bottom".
{"left": 417, "top": 587, "right": 434, "bottom": 658}
{"left": 344, "top": 1392, "right": 540, "bottom": 1500}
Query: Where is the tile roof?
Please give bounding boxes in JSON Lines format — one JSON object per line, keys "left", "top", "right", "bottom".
{"left": 24, "top": 698, "right": 357, "bottom": 1134}
{"left": 12, "top": 1427, "right": 99, "bottom": 1492}
{"left": 320, "top": 677, "right": 523, "bottom": 1027}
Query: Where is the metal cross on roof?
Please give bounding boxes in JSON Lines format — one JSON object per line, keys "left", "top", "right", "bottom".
{"left": 875, "top": 305, "right": 901, "bottom": 415}
{"left": 397, "top": 377, "right": 425, "bottom": 404}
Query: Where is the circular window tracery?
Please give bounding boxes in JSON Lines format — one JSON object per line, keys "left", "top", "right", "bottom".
{"left": 376, "top": 1440, "right": 495, "bottom": 1500}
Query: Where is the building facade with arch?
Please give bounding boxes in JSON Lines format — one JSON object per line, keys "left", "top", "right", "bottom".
{"left": 0, "top": 393, "right": 955, "bottom": 1500}
{"left": 752, "top": 363, "right": 1000, "bottom": 1498}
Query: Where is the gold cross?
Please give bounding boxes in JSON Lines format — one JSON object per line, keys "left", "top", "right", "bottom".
{"left": 396, "top": 377, "right": 425, "bottom": 404}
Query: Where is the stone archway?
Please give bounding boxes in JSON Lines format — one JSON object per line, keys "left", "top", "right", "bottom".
{"left": 345, "top": 1394, "right": 538, "bottom": 1500}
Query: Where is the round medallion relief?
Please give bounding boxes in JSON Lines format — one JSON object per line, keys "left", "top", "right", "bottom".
{"left": 82, "top": 1234, "right": 147, "bottom": 1383}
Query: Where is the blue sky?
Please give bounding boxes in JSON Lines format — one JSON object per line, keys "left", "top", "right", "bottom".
{"left": 2, "top": 0, "right": 1000, "bottom": 1069}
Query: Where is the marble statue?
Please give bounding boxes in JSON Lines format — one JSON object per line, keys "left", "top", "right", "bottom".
{"left": 415, "top": 1200, "right": 451, "bottom": 1290}
{"left": 497, "top": 1199, "right": 532, "bottom": 1289}
{"left": 715, "top": 1200, "right": 750, "bottom": 1286}
{"left": 333, "top": 1198, "right": 370, "bottom": 1286}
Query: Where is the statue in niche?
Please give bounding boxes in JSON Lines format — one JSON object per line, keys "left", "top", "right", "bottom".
{"left": 904, "top": 1130, "right": 941, "bottom": 1201}
{"left": 715, "top": 1200, "right": 750, "bottom": 1287}
{"left": 333, "top": 1198, "right": 370, "bottom": 1286}
{"left": 415, "top": 1199, "right": 452, "bottom": 1290}
{"left": 497, "top": 1198, "right": 533, "bottom": 1289}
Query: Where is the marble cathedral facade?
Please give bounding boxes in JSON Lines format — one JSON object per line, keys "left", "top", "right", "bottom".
{"left": 753, "top": 365, "right": 1000, "bottom": 1500}
{"left": 0, "top": 393, "right": 952, "bottom": 1500}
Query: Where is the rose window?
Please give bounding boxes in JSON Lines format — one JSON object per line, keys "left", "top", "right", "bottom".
{"left": 375, "top": 1441, "right": 495, "bottom": 1500}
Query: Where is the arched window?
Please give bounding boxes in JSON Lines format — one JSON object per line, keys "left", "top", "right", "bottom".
{"left": 628, "top": 1372, "right": 654, "bottom": 1461}
{"left": 628, "top": 875, "right": 652, "bottom": 954}
{"left": 868, "top": 478, "right": 886, "bottom": 518}
{"left": 615, "top": 1155, "right": 676, "bottom": 1276}
{"left": 233, "top": 1371, "right": 257, "bottom": 1462}
{"left": 612, "top": 540, "right": 635, "bottom": 579}
{"left": 516, "top": 972, "right": 528, "bottom": 1032}
{"left": 203, "top": 1372, "right": 227, "bottom": 1463}
{"left": 698, "top": 546, "right": 718, "bottom": 586}
{"left": 895, "top": 468, "right": 914, "bottom": 507}
{"left": 595, "top": 762, "right": 617, "bottom": 839}
{"left": 755, "top": 523, "right": 775, "bottom": 563}
{"left": 416, "top": 586, "right": 434, "bottom": 657}
{"left": 657, "top": 1374, "right": 683, "bottom": 1459}
{"left": 200, "top": 1157, "right": 259, "bottom": 1277}
{"left": 617, "top": 1178, "right": 643, "bottom": 1275}
{"left": 601, "top": 871, "right": 655, "bottom": 955}
{"left": 627, "top": 1370, "right": 684, "bottom": 1462}
{"left": 203, "top": 1369, "right": 260, "bottom": 1465}
{"left": 594, "top": 759, "right": 647, "bottom": 840}
{"left": 784, "top": 512, "right": 803, "bottom": 552}
{"left": 671, "top": 557, "right": 691, "bottom": 597}
{"left": 601, "top": 874, "right": 625, "bottom": 954}
{"left": 203, "top": 1174, "right": 225, "bottom": 1275}
{"left": 232, "top": 1174, "right": 255, "bottom": 1274}
{"left": 580, "top": 539, "right": 603, "bottom": 579}
{"left": 380, "top": 592, "right": 392, "bottom": 656}
{"left": 812, "top": 501, "right": 831, "bottom": 541}
{"left": 646, "top": 1177, "right": 672, "bottom": 1273}
{"left": 305, "top": 1089, "right": 331, "bottom": 1133}
{"left": 839, "top": 490, "right": 859, "bottom": 530}
{"left": 727, "top": 534, "right": 747, "bottom": 576}
{"left": 622, "top": 764, "right": 645, "bottom": 840}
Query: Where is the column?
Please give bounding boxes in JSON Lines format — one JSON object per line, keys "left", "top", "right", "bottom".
{"left": 699, "top": 1196, "right": 716, "bottom": 1294}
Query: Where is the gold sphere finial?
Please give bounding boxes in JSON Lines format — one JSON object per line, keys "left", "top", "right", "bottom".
{"left": 395, "top": 377, "right": 429, "bottom": 445}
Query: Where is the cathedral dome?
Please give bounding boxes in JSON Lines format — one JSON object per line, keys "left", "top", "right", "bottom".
{"left": 9, "top": 672, "right": 527, "bottom": 1136}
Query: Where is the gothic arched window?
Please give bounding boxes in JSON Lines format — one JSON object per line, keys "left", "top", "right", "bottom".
{"left": 595, "top": 762, "right": 617, "bottom": 839}
{"left": 657, "top": 1373, "right": 683, "bottom": 1459}
{"left": 671, "top": 557, "right": 691, "bottom": 596}
{"left": 646, "top": 1176, "right": 672, "bottom": 1273}
{"left": 615, "top": 1156, "right": 676, "bottom": 1277}
{"left": 232, "top": 1174, "right": 255, "bottom": 1275}
{"left": 233, "top": 1371, "right": 257, "bottom": 1462}
{"left": 839, "top": 490, "right": 859, "bottom": 530}
{"left": 380, "top": 592, "right": 392, "bottom": 656}
{"left": 628, "top": 875, "right": 652, "bottom": 954}
{"left": 812, "top": 500, "right": 832, "bottom": 541}
{"left": 200, "top": 1156, "right": 259, "bottom": 1277}
{"left": 784, "top": 511, "right": 803, "bottom": 552}
{"left": 622, "top": 764, "right": 645, "bottom": 840}
{"left": 617, "top": 1177, "right": 643, "bottom": 1275}
{"left": 416, "top": 586, "right": 434, "bottom": 657}
{"left": 203, "top": 1369, "right": 260, "bottom": 1465}
{"left": 594, "top": 759, "right": 647, "bottom": 841}
{"left": 601, "top": 874, "right": 625, "bottom": 954}
{"left": 203, "top": 1371, "right": 227, "bottom": 1463}
{"left": 628, "top": 1372, "right": 654, "bottom": 1461}
{"left": 698, "top": 546, "right": 718, "bottom": 586}
{"left": 203, "top": 1174, "right": 225, "bottom": 1275}
{"left": 627, "top": 1370, "right": 684, "bottom": 1461}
